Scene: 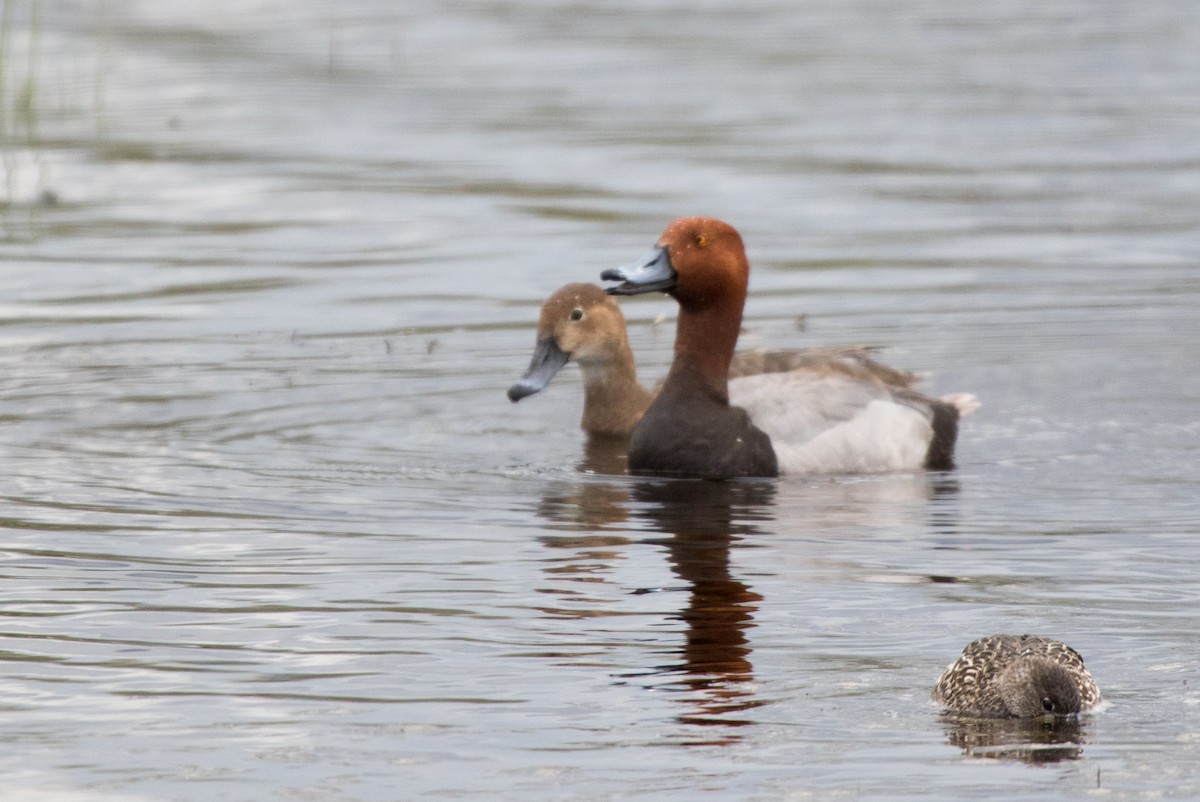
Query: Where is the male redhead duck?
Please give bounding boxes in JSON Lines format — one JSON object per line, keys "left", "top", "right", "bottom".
{"left": 600, "top": 216, "right": 978, "bottom": 478}
{"left": 933, "top": 635, "right": 1102, "bottom": 718}
{"left": 508, "top": 283, "right": 921, "bottom": 442}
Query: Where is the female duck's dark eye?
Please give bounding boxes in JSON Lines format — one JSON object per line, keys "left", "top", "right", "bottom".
{"left": 1041, "top": 698, "right": 1056, "bottom": 713}
{"left": 569, "top": 308, "right": 584, "bottom": 321}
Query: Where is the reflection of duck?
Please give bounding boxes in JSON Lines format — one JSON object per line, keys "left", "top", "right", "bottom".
{"left": 630, "top": 479, "right": 774, "bottom": 736}
{"left": 509, "top": 283, "right": 915, "bottom": 442}
{"left": 940, "top": 713, "right": 1088, "bottom": 764}
{"left": 933, "top": 634, "right": 1102, "bottom": 718}
{"left": 529, "top": 473, "right": 772, "bottom": 741}
{"left": 601, "top": 217, "right": 978, "bottom": 478}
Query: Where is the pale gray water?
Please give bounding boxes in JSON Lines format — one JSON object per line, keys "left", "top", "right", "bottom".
{"left": 2, "top": 1, "right": 1199, "bottom": 799}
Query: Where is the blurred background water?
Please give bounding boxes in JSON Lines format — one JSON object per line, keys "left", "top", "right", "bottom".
{"left": 1, "top": 1, "right": 1198, "bottom": 799}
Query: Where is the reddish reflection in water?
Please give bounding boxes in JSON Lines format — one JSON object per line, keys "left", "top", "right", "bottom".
{"left": 627, "top": 479, "right": 775, "bottom": 742}
{"left": 534, "top": 474, "right": 775, "bottom": 743}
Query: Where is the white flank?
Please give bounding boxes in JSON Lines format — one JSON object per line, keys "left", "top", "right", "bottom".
{"left": 730, "top": 372, "right": 935, "bottom": 475}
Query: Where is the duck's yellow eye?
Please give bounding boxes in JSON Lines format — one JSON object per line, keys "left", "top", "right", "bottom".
{"left": 695, "top": 234, "right": 708, "bottom": 247}
{"left": 569, "top": 308, "right": 584, "bottom": 322}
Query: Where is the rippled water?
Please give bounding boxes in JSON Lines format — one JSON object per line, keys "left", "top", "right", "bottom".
{"left": 2, "top": 1, "right": 1199, "bottom": 799}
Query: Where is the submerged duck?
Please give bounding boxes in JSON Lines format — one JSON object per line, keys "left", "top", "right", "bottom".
{"left": 933, "top": 634, "right": 1102, "bottom": 718}
{"left": 508, "top": 282, "right": 915, "bottom": 440}
{"left": 600, "top": 216, "right": 978, "bottom": 478}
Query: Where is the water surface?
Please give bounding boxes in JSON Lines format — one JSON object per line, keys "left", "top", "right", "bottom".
{"left": 2, "top": 1, "right": 1199, "bottom": 799}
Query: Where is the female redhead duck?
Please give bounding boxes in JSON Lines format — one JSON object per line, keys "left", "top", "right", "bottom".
{"left": 600, "top": 216, "right": 978, "bottom": 478}
{"left": 508, "top": 283, "right": 920, "bottom": 441}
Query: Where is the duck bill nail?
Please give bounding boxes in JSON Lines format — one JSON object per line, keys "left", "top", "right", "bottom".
{"left": 601, "top": 247, "right": 676, "bottom": 296}
{"left": 507, "top": 336, "right": 571, "bottom": 402}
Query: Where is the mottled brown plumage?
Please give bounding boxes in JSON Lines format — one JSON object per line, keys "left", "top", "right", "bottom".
{"left": 933, "top": 635, "right": 1101, "bottom": 718}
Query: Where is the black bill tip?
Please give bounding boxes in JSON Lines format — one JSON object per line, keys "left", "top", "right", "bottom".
{"left": 507, "top": 336, "right": 571, "bottom": 402}
{"left": 601, "top": 246, "right": 676, "bottom": 296}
